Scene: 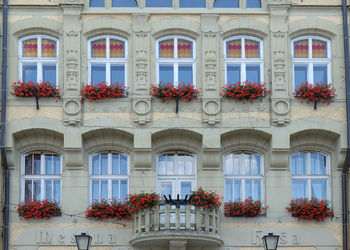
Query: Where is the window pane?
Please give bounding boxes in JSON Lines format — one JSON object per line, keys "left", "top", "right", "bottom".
{"left": 91, "top": 39, "right": 106, "bottom": 57}
{"left": 120, "top": 154, "right": 128, "bottom": 175}
{"left": 180, "top": 182, "right": 192, "bottom": 199}
{"left": 159, "top": 65, "right": 174, "bottom": 86}
{"left": 33, "top": 180, "right": 41, "bottom": 201}
{"left": 246, "top": 65, "right": 260, "bottom": 83}
{"left": 312, "top": 40, "right": 327, "bottom": 58}
{"left": 45, "top": 155, "right": 53, "bottom": 175}
{"left": 294, "top": 40, "right": 309, "bottom": 58}
{"left": 245, "top": 154, "right": 253, "bottom": 175}
{"left": 225, "top": 179, "right": 233, "bottom": 202}
{"left": 159, "top": 40, "right": 174, "bottom": 58}
{"left": 110, "top": 39, "right": 125, "bottom": 58}
{"left": 313, "top": 65, "right": 328, "bottom": 84}
{"left": 291, "top": 153, "right": 307, "bottom": 175}
{"left": 112, "top": 154, "right": 120, "bottom": 175}
{"left": 23, "top": 65, "right": 37, "bottom": 83}
{"left": 292, "top": 180, "right": 307, "bottom": 199}
{"left": 245, "top": 180, "right": 252, "bottom": 200}
{"left": 227, "top": 40, "right": 242, "bottom": 58}
{"left": 252, "top": 154, "right": 260, "bottom": 175}
{"left": 34, "top": 154, "right": 41, "bottom": 175}
{"left": 112, "top": 0, "right": 137, "bottom": 7}
{"left": 91, "top": 65, "right": 106, "bottom": 85}
{"left": 234, "top": 180, "right": 241, "bottom": 201}
{"left": 23, "top": 39, "right": 38, "bottom": 57}
{"left": 233, "top": 154, "right": 240, "bottom": 175}
{"left": 180, "top": 0, "right": 206, "bottom": 8}
{"left": 146, "top": 0, "right": 172, "bottom": 7}
{"left": 112, "top": 180, "right": 119, "bottom": 200}
{"left": 245, "top": 40, "right": 260, "bottom": 58}
{"left": 90, "top": 0, "right": 104, "bottom": 7}
{"left": 41, "top": 39, "right": 56, "bottom": 57}
{"left": 178, "top": 40, "right": 192, "bottom": 58}
{"left": 246, "top": 0, "right": 261, "bottom": 8}
{"left": 92, "top": 155, "right": 100, "bottom": 175}
{"left": 43, "top": 65, "right": 56, "bottom": 85}
{"left": 25, "top": 180, "right": 32, "bottom": 202}
{"left": 45, "top": 180, "right": 52, "bottom": 200}
{"left": 311, "top": 180, "right": 327, "bottom": 200}
{"left": 111, "top": 65, "right": 125, "bottom": 84}
{"left": 178, "top": 155, "right": 186, "bottom": 175}
{"left": 121, "top": 180, "right": 128, "bottom": 202}
{"left": 224, "top": 154, "right": 233, "bottom": 175}
{"left": 185, "top": 155, "right": 194, "bottom": 175}
{"left": 25, "top": 155, "right": 33, "bottom": 175}
{"left": 101, "top": 154, "right": 108, "bottom": 175}
{"left": 227, "top": 65, "right": 241, "bottom": 84}
{"left": 166, "top": 155, "right": 174, "bottom": 175}
{"left": 253, "top": 180, "right": 261, "bottom": 201}
{"left": 92, "top": 180, "right": 99, "bottom": 201}
{"left": 53, "top": 180, "right": 60, "bottom": 202}
{"left": 158, "top": 155, "right": 166, "bottom": 175}
{"left": 311, "top": 153, "right": 327, "bottom": 175}
{"left": 101, "top": 180, "right": 108, "bottom": 200}
{"left": 178, "top": 65, "right": 193, "bottom": 85}
{"left": 214, "top": 0, "right": 239, "bottom": 7}
{"left": 53, "top": 155, "right": 60, "bottom": 174}
{"left": 160, "top": 182, "right": 172, "bottom": 197}
{"left": 294, "top": 65, "right": 308, "bottom": 89}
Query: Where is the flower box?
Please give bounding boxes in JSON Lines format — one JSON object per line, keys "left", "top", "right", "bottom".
{"left": 294, "top": 83, "right": 336, "bottom": 109}
{"left": 221, "top": 82, "right": 270, "bottom": 103}
{"left": 17, "top": 200, "right": 61, "bottom": 220}
{"left": 81, "top": 82, "right": 127, "bottom": 101}
{"left": 11, "top": 81, "right": 61, "bottom": 99}
{"left": 150, "top": 83, "right": 199, "bottom": 103}
{"left": 286, "top": 198, "right": 334, "bottom": 221}
{"left": 224, "top": 200, "right": 267, "bottom": 218}
{"left": 190, "top": 187, "right": 222, "bottom": 209}
{"left": 85, "top": 200, "right": 131, "bottom": 220}
{"left": 126, "top": 192, "right": 160, "bottom": 213}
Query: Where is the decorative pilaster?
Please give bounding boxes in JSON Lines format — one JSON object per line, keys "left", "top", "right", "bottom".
{"left": 269, "top": 2, "right": 291, "bottom": 125}
{"left": 201, "top": 14, "right": 221, "bottom": 125}
{"left": 61, "top": 3, "right": 83, "bottom": 125}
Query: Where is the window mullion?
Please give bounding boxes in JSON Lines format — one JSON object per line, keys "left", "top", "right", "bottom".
{"left": 106, "top": 63, "right": 111, "bottom": 85}
{"left": 174, "top": 63, "right": 179, "bottom": 86}
{"left": 108, "top": 179, "right": 112, "bottom": 200}
{"left": 242, "top": 63, "right": 246, "bottom": 82}
{"left": 309, "top": 38, "right": 312, "bottom": 59}
{"left": 309, "top": 63, "right": 313, "bottom": 85}
{"left": 241, "top": 38, "right": 245, "bottom": 58}
{"left": 242, "top": 179, "right": 245, "bottom": 201}
{"left": 38, "top": 62, "right": 43, "bottom": 82}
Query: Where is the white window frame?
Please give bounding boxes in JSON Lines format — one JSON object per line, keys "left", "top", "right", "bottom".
{"left": 223, "top": 151, "right": 265, "bottom": 203}
{"left": 156, "top": 36, "right": 196, "bottom": 87}
{"left": 156, "top": 151, "right": 197, "bottom": 199}
{"left": 18, "top": 35, "right": 59, "bottom": 84}
{"left": 87, "top": 35, "right": 128, "bottom": 86}
{"left": 21, "top": 152, "right": 62, "bottom": 202}
{"left": 292, "top": 36, "right": 331, "bottom": 89}
{"left": 290, "top": 151, "right": 331, "bottom": 201}
{"left": 89, "top": 152, "right": 130, "bottom": 203}
{"left": 223, "top": 36, "right": 264, "bottom": 84}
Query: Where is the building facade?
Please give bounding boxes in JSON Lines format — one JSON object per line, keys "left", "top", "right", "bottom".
{"left": 1, "top": 0, "right": 349, "bottom": 249}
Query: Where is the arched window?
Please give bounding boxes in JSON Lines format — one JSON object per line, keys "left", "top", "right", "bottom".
{"left": 246, "top": 0, "right": 261, "bottom": 8}
{"left": 112, "top": 0, "right": 138, "bottom": 7}
{"left": 292, "top": 36, "right": 331, "bottom": 89}
{"left": 156, "top": 36, "right": 196, "bottom": 86}
{"left": 19, "top": 35, "right": 58, "bottom": 85}
{"left": 89, "top": 151, "right": 129, "bottom": 202}
{"left": 214, "top": 0, "right": 239, "bottom": 8}
{"left": 146, "top": 0, "right": 172, "bottom": 7}
{"left": 224, "top": 36, "right": 263, "bottom": 84}
{"left": 157, "top": 151, "right": 196, "bottom": 198}
{"left": 224, "top": 151, "right": 264, "bottom": 202}
{"left": 21, "top": 151, "right": 61, "bottom": 202}
{"left": 291, "top": 152, "right": 330, "bottom": 200}
{"left": 88, "top": 36, "right": 127, "bottom": 85}
{"left": 90, "top": 0, "right": 105, "bottom": 7}
{"left": 179, "top": 0, "right": 206, "bottom": 8}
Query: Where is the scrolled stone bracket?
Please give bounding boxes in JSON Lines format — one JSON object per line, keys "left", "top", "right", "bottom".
{"left": 63, "top": 98, "right": 82, "bottom": 125}
{"left": 202, "top": 98, "right": 221, "bottom": 125}
{"left": 133, "top": 98, "right": 151, "bottom": 125}
{"left": 271, "top": 98, "right": 290, "bottom": 125}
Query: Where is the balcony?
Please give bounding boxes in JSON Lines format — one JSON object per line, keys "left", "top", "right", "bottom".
{"left": 129, "top": 201, "right": 223, "bottom": 248}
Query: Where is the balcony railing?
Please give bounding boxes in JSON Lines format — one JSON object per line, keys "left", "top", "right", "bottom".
{"left": 130, "top": 201, "right": 223, "bottom": 247}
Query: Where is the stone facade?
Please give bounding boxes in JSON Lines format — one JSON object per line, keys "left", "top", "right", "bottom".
{"left": 1, "top": 0, "right": 348, "bottom": 249}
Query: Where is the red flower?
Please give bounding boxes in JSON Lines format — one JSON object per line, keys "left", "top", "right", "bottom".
{"left": 286, "top": 198, "right": 334, "bottom": 221}
{"left": 11, "top": 81, "right": 61, "bottom": 99}
{"left": 224, "top": 200, "right": 267, "bottom": 218}
{"left": 190, "top": 187, "right": 222, "bottom": 209}
{"left": 221, "top": 81, "right": 270, "bottom": 103}
{"left": 150, "top": 83, "right": 199, "bottom": 102}
{"left": 126, "top": 192, "right": 160, "bottom": 213}
{"left": 16, "top": 200, "right": 61, "bottom": 219}
{"left": 294, "top": 83, "right": 336, "bottom": 105}
{"left": 85, "top": 200, "right": 131, "bottom": 220}
{"left": 81, "top": 82, "right": 127, "bottom": 101}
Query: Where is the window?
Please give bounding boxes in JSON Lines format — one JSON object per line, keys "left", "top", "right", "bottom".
{"left": 157, "top": 151, "right": 196, "bottom": 199}
{"left": 112, "top": 0, "right": 138, "bottom": 7}
{"left": 179, "top": 0, "right": 206, "bottom": 8}
{"left": 146, "top": 0, "right": 172, "bottom": 7}
{"left": 291, "top": 152, "right": 330, "bottom": 201}
{"left": 292, "top": 37, "right": 331, "bottom": 89}
{"left": 89, "top": 152, "right": 129, "bottom": 202}
{"left": 246, "top": 0, "right": 261, "bottom": 8}
{"left": 214, "top": 0, "right": 239, "bottom": 8}
{"left": 21, "top": 152, "right": 61, "bottom": 203}
{"left": 90, "top": 0, "right": 104, "bottom": 7}
{"left": 224, "top": 151, "right": 264, "bottom": 202}
{"left": 88, "top": 36, "right": 127, "bottom": 85}
{"left": 224, "top": 36, "right": 263, "bottom": 84}
{"left": 156, "top": 36, "right": 196, "bottom": 86}
{"left": 19, "top": 36, "right": 58, "bottom": 85}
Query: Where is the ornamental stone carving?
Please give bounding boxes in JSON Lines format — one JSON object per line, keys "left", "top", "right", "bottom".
{"left": 271, "top": 98, "right": 290, "bottom": 125}
{"left": 63, "top": 98, "right": 82, "bottom": 125}
{"left": 202, "top": 98, "right": 221, "bottom": 125}
{"left": 133, "top": 98, "right": 151, "bottom": 125}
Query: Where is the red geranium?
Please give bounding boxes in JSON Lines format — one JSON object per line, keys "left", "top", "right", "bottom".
{"left": 17, "top": 200, "right": 61, "bottom": 219}
{"left": 224, "top": 200, "right": 267, "bottom": 218}
{"left": 190, "top": 187, "right": 222, "bottom": 209}
{"left": 294, "top": 83, "right": 336, "bottom": 105}
{"left": 11, "top": 81, "right": 61, "bottom": 99}
{"left": 286, "top": 198, "right": 334, "bottom": 222}
{"left": 126, "top": 192, "right": 160, "bottom": 213}
{"left": 150, "top": 83, "right": 199, "bottom": 103}
{"left": 221, "top": 81, "right": 270, "bottom": 103}
{"left": 81, "top": 82, "right": 127, "bottom": 101}
{"left": 85, "top": 200, "right": 131, "bottom": 220}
